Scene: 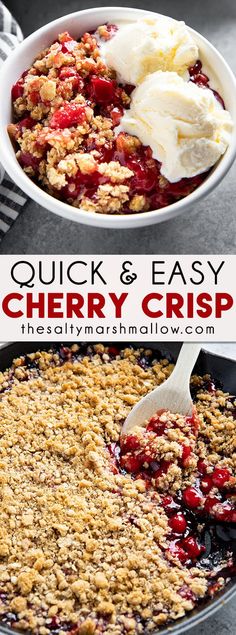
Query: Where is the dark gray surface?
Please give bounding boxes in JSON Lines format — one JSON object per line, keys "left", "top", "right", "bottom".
{"left": 1, "top": 0, "right": 236, "bottom": 254}
{"left": 186, "top": 601, "right": 236, "bottom": 635}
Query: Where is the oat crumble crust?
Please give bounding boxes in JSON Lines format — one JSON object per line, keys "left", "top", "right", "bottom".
{"left": 0, "top": 345, "right": 235, "bottom": 635}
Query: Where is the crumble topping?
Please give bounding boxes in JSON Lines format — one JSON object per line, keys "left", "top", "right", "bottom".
{"left": 0, "top": 344, "right": 235, "bottom": 635}
{"left": 80, "top": 184, "right": 130, "bottom": 214}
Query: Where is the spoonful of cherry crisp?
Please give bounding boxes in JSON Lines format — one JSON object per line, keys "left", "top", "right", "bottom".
{"left": 122, "top": 343, "right": 201, "bottom": 435}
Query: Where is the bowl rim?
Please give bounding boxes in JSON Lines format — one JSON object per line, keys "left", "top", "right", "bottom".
{"left": 0, "top": 5, "right": 236, "bottom": 229}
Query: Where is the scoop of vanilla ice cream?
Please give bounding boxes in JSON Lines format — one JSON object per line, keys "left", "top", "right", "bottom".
{"left": 103, "top": 17, "right": 199, "bottom": 84}
{"left": 121, "top": 71, "right": 233, "bottom": 182}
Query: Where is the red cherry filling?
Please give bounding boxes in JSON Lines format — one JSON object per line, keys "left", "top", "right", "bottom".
{"left": 182, "top": 487, "right": 203, "bottom": 509}
{"left": 168, "top": 513, "right": 187, "bottom": 534}
{"left": 212, "top": 467, "right": 231, "bottom": 488}
{"left": 162, "top": 495, "right": 181, "bottom": 515}
{"left": 128, "top": 158, "right": 158, "bottom": 194}
{"left": 182, "top": 536, "right": 205, "bottom": 559}
{"left": 12, "top": 80, "right": 24, "bottom": 100}
{"left": 189, "top": 60, "right": 203, "bottom": 76}
{"left": 179, "top": 586, "right": 196, "bottom": 602}
{"left": 169, "top": 535, "right": 205, "bottom": 563}
{"left": 50, "top": 103, "right": 87, "bottom": 129}
{"left": 147, "top": 415, "right": 167, "bottom": 435}
{"left": 120, "top": 434, "right": 141, "bottom": 453}
{"left": 18, "top": 152, "right": 41, "bottom": 171}
{"left": 118, "top": 411, "right": 198, "bottom": 488}
{"left": 59, "top": 67, "right": 84, "bottom": 93}
{"left": 62, "top": 165, "right": 110, "bottom": 201}
{"left": 168, "top": 541, "right": 188, "bottom": 563}
{"left": 110, "top": 106, "right": 124, "bottom": 127}
{"left": 89, "top": 76, "right": 117, "bottom": 104}
{"left": 201, "top": 476, "right": 213, "bottom": 493}
{"left": 59, "top": 32, "right": 78, "bottom": 54}
{"left": 15, "top": 117, "right": 35, "bottom": 134}
{"left": 120, "top": 454, "right": 142, "bottom": 473}
{"left": 197, "top": 459, "right": 208, "bottom": 474}
{"left": 107, "top": 346, "right": 120, "bottom": 357}
{"left": 181, "top": 445, "right": 192, "bottom": 466}
{"left": 188, "top": 59, "right": 225, "bottom": 109}
{"left": 193, "top": 73, "right": 209, "bottom": 86}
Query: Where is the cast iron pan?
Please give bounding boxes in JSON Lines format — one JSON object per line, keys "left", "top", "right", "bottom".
{"left": 0, "top": 342, "right": 235, "bottom": 635}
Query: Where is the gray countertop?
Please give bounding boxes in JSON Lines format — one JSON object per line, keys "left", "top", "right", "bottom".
{"left": 1, "top": 0, "right": 236, "bottom": 254}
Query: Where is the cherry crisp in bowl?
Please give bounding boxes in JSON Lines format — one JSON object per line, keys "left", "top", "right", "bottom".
{"left": 0, "top": 7, "right": 236, "bottom": 228}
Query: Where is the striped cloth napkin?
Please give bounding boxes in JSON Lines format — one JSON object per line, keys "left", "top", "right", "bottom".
{"left": 0, "top": 1, "right": 27, "bottom": 240}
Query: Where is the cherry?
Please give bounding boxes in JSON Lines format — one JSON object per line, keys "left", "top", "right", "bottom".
{"left": 110, "top": 106, "right": 124, "bottom": 127}
{"left": 50, "top": 103, "right": 87, "bottom": 129}
{"left": 149, "top": 191, "right": 172, "bottom": 210}
{"left": 62, "top": 168, "right": 105, "bottom": 201}
{"left": 147, "top": 414, "right": 166, "bottom": 433}
{"left": 168, "top": 541, "right": 188, "bottom": 563}
{"left": 17, "top": 117, "right": 35, "bottom": 132}
{"left": 192, "top": 73, "right": 209, "bottom": 86}
{"left": 29, "top": 90, "right": 40, "bottom": 105}
{"left": 147, "top": 422, "right": 167, "bottom": 436}
{"left": 212, "top": 503, "right": 233, "bottom": 522}
{"left": 168, "top": 513, "right": 187, "bottom": 534}
{"left": 139, "top": 450, "right": 155, "bottom": 465}
{"left": 90, "top": 76, "right": 116, "bottom": 104}
{"left": 120, "top": 454, "right": 142, "bottom": 473}
{"left": 48, "top": 616, "right": 60, "bottom": 632}
{"left": 182, "top": 486, "right": 203, "bottom": 509}
{"left": 12, "top": 80, "right": 24, "bottom": 100}
{"left": 204, "top": 495, "right": 221, "bottom": 513}
{"left": 181, "top": 445, "right": 192, "bottom": 466}
{"left": 107, "top": 346, "right": 120, "bottom": 357}
{"left": 212, "top": 467, "right": 231, "bottom": 489}
{"left": 186, "top": 412, "right": 199, "bottom": 435}
{"left": 167, "top": 174, "right": 204, "bottom": 198}
{"left": 59, "top": 67, "right": 77, "bottom": 80}
{"left": 182, "top": 536, "right": 204, "bottom": 560}
{"left": 120, "top": 435, "right": 140, "bottom": 453}
{"left": 162, "top": 495, "right": 180, "bottom": 515}
{"left": 154, "top": 460, "right": 171, "bottom": 480}
{"left": 59, "top": 67, "right": 84, "bottom": 93}
{"left": 197, "top": 459, "right": 208, "bottom": 474}
{"left": 201, "top": 475, "right": 213, "bottom": 493}
{"left": 128, "top": 159, "right": 157, "bottom": 194}
{"left": 189, "top": 60, "right": 202, "bottom": 76}
{"left": 18, "top": 152, "right": 40, "bottom": 171}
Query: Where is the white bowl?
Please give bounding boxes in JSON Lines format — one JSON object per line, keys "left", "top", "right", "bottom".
{"left": 0, "top": 6, "right": 236, "bottom": 229}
